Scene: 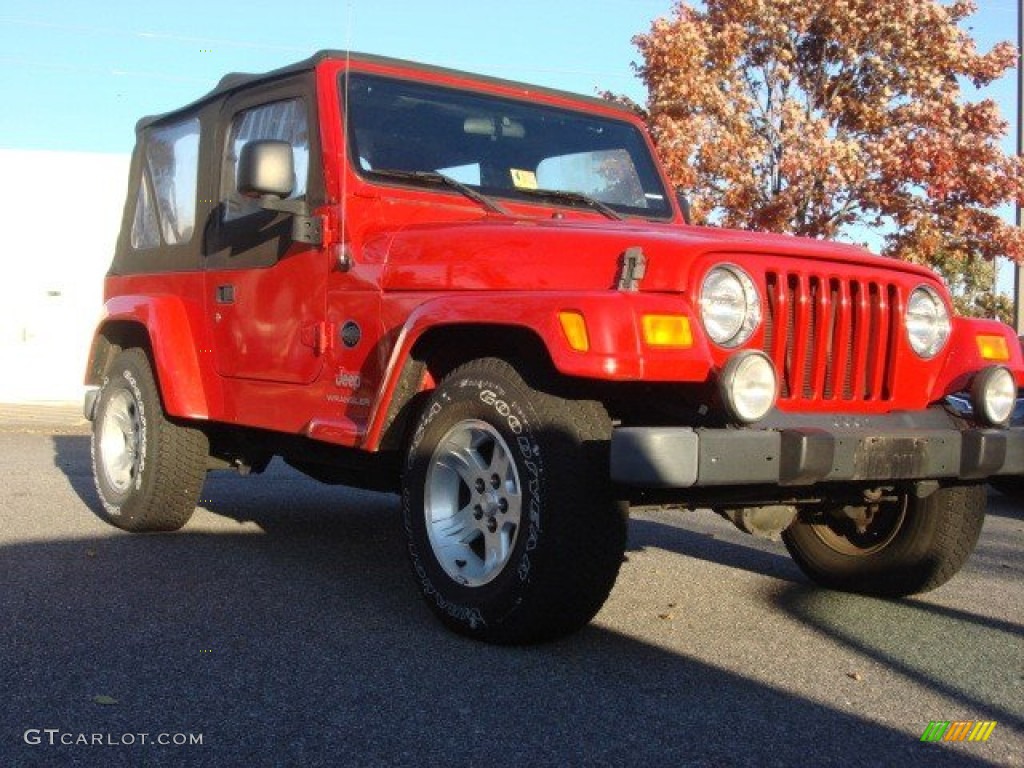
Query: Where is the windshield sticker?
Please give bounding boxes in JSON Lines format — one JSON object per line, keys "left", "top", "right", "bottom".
{"left": 510, "top": 169, "right": 538, "bottom": 189}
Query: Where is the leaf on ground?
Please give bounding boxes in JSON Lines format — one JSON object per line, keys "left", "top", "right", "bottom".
{"left": 93, "top": 695, "right": 118, "bottom": 705}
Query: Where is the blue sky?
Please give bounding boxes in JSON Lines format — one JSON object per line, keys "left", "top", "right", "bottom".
{"left": 0, "top": 0, "right": 672, "bottom": 152}
{"left": 0, "top": 0, "right": 1016, "bottom": 155}
{"left": 0, "top": 0, "right": 1018, "bottom": 288}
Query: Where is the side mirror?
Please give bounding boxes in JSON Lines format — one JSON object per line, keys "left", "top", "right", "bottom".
{"left": 234, "top": 140, "right": 321, "bottom": 245}
{"left": 675, "top": 188, "right": 693, "bottom": 225}
{"left": 237, "top": 140, "right": 294, "bottom": 199}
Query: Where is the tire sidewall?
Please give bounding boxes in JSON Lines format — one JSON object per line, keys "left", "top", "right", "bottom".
{"left": 785, "top": 500, "right": 928, "bottom": 580}
{"left": 402, "top": 366, "right": 546, "bottom": 636}
{"left": 783, "top": 485, "right": 986, "bottom": 592}
{"left": 91, "top": 351, "right": 156, "bottom": 527}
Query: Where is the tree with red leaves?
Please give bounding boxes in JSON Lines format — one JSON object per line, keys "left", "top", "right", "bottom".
{"left": 630, "top": 0, "right": 1024, "bottom": 319}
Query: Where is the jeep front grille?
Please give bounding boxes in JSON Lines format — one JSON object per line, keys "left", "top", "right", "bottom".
{"left": 763, "top": 272, "right": 900, "bottom": 404}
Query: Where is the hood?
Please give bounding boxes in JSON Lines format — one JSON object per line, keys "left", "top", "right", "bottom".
{"left": 380, "top": 216, "right": 940, "bottom": 294}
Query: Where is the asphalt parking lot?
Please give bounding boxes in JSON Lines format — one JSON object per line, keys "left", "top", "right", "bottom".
{"left": 0, "top": 408, "right": 1021, "bottom": 767}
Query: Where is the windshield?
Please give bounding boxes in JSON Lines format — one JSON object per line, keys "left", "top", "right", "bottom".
{"left": 342, "top": 72, "right": 671, "bottom": 219}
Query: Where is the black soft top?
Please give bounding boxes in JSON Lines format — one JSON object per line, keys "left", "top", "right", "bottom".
{"left": 136, "top": 50, "right": 634, "bottom": 131}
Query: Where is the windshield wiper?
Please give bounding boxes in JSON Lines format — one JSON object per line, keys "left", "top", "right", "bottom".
{"left": 514, "top": 187, "right": 624, "bottom": 220}
{"left": 368, "top": 169, "right": 510, "bottom": 216}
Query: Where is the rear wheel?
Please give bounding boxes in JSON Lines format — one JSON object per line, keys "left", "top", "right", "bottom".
{"left": 782, "top": 484, "right": 986, "bottom": 596}
{"left": 402, "top": 358, "right": 626, "bottom": 644}
{"left": 91, "top": 348, "right": 208, "bottom": 532}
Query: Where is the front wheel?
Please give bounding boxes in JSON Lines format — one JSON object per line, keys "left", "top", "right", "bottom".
{"left": 91, "top": 348, "right": 208, "bottom": 532}
{"left": 782, "top": 484, "right": 986, "bottom": 597}
{"left": 402, "top": 358, "right": 626, "bottom": 644}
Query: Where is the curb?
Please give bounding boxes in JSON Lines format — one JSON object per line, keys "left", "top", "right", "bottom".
{"left": 0, "top": 403, "right": 90, "bottom": 434}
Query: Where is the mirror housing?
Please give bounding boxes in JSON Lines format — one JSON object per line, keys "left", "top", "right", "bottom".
{"left": 235, "top": 140, "right": 321, "bottom": 245}
{"left": 238, "top": 140, "right": 295, "bottom": 199}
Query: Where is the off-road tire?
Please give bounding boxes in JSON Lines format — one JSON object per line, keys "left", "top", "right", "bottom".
{"left": 782, "top": 484, "right": 986, "bottom": 597}
{"left": 91, "top": 348, "right": 208, "bottom": 532}
{"left": 402, "top": 358, "right": 626, "bottom": 644}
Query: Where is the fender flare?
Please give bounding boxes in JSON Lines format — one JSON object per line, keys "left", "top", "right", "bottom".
{"left": 934, "top": 317, "right": 1024, "bottom": 396}
{"left": 363, "top": 291, "right": 713, "bottom": 450}
{"left": 86, "top": 294, "right": 209, "bottom": 419}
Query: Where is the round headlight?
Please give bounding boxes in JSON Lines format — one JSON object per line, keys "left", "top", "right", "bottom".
{"left": 700, "top": 266, "right": 761, "bottom": 347}
{"left": 971, "top": 366, "right": 1016, "bottom": 426}
{"left": 720, "top": 351, "right": 778, "bottom": 423}
{"left": 906, "top": 285, "right": 951, "bottom": 359}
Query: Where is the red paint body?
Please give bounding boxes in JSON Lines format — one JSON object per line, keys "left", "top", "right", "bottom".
{"left": 89, "top": 55, "right": 1024, "bottom": 452}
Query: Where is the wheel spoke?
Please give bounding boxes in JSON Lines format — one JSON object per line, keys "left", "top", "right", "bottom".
{"left": 112, "top": 451, "right": 132, "bottom": 475}
{"left": 111, "top": 406, "right": 134, "bottom": 438}
{"left": 438, "top": 442, "right": 486, "bottom": 487}
{"left": 503, "top": 486, "right": 522, "bottom": 514}
{"left": 488, "top": 448, "right": 514, "bottom": 489}
{"left": 434, "top": 531, "right": 482, "bottom": 560}
{"left": 438, "top": 504, "right": 479, "bottom": 543}
{"left": 483, "top": 523, "right": 514, "bottom": 573}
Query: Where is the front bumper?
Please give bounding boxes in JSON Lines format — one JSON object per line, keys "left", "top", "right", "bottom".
{"left": 611, "top": 412, "right": 1024, "bottom": 489}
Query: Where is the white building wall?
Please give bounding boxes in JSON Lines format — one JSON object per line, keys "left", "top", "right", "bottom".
{"left": 0, "top": 149, "right": 130, "bottom": 403}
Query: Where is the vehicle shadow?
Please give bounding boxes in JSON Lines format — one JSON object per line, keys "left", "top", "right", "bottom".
{"left": 52, "top": 433, "right": 103, "bottom": 516}
{"left": 54, "top": 434, "right": 802, "bottom": 587}
{"left": 3, "top": 524, "right": 998, "bottom": 768}
{"left": 985, "top": 486, "right": 1024, "bottom": 520}
{"left": 770, "top": 584, "right": 1024, "bottom": 734}
{"left": 28, "top": 436, "right": 1005, "bottom": 766}
{"left": 627, "top": 511, "right": 802, "bottom": 583}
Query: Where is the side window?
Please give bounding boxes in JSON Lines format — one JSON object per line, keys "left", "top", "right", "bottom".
{"left": 143, "top": 118, "right": 200, "bottom": 245}
{"left": 536, "top": 148, "right": 648, "bottom": 208}
{"left": 130, "top": 173, "right": 160, "bottom": 250}
{"left": 222, "top": 99, "right": 309, "bottom": 221}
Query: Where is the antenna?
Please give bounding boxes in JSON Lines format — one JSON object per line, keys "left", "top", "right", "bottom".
{"left": 338, "top": 0, "right": 353, "bottom": 270}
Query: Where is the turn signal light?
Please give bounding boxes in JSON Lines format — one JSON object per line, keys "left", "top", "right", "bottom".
{"left": 642, "top": 315, "right": 693, "bottom": 348}
{"left": 976, "top": 335, "right": 1010, "bottom": 361}
{"left": 558, "top": 311, "right": 590, "bottom": 352}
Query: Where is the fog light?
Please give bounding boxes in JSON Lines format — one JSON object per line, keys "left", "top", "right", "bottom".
{"left": 972, "top": 366, "right": 1016, "bottom": 426}
{"left": 720, "top": 351, "right": 777, "bottom": 423}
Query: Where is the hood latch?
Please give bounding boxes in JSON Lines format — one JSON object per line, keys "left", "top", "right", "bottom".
{"left": 616, "top": 246, "right": 646, "bottom": 292}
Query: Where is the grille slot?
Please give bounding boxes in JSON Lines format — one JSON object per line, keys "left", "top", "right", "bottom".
{"left": 764, "top": 271, "right": 898, "bottom": 404}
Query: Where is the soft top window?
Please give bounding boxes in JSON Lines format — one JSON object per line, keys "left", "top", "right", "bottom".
{"left": 135, "top": 118, "right": 200, "bottom": 248}
{"left": 130, "top": 171, "right": 159, "bottom": 250}
{"left": 343, "top": 73, "right": 670, "bottom": 218}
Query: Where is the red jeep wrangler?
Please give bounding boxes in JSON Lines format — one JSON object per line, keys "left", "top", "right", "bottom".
{"left": 85, "top": 51, "right": 1024, "bottom": 643}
